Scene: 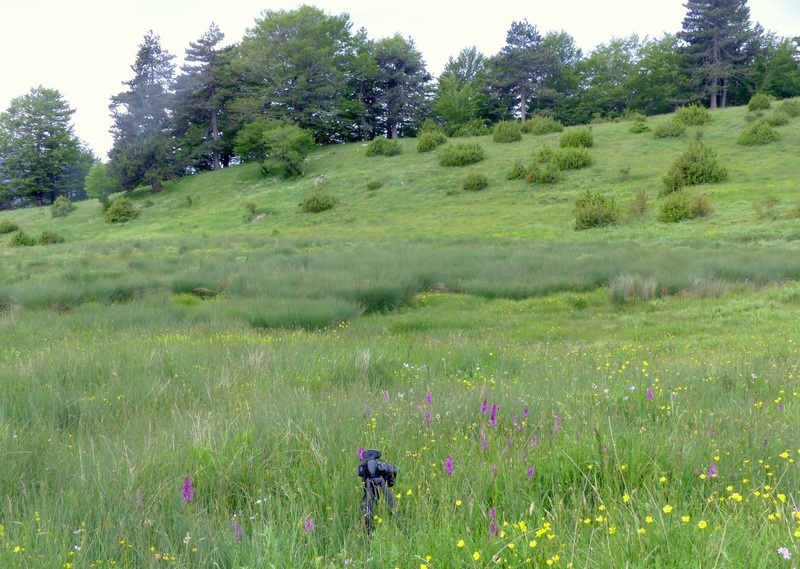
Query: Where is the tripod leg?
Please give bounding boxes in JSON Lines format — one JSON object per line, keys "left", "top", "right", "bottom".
{"left": 361, "top": 480, "right": 375, "bottom": 534}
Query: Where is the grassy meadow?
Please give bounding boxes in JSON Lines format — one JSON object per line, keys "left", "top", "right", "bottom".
{"left": 2, "top": 103, "right": 800, "bottom": 567}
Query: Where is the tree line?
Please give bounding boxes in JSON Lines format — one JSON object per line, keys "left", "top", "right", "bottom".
{"left": 1, "top": 0, "right": 798, "bottom": 209}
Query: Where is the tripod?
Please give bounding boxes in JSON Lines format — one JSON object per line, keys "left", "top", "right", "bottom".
{"left": 360, "top": 474, "right": 396, "bottom": 535}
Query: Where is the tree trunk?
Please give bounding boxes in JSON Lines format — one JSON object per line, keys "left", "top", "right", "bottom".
{"left": 520, "top": 88, "right": 528, "bottom": 122}
{"left": 720, "top": 77, "right": 728, "bottom": 108}
{"left": 211, "top": 110, "right": 220, "bottom": 170}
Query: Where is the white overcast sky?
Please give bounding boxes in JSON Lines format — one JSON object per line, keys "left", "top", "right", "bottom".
{"left": 2, "top": 0, "right": 798, "bottom": 158}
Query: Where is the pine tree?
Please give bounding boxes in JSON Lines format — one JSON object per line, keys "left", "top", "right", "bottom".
{"left": 0, "top": 86, "right": 89, "bottom": 208}
{"left": 679, "top": 0, "right": 759, "bottom": 108}
{"left": 108, "top": 30, "right": 177, "bottom": 193}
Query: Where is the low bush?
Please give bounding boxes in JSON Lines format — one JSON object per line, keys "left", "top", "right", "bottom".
{"left": 653, "top": 120, "right": 686, "bottom": 139}
{"left": 674, "top": 103, "right": 712, "bottom": 126}
{"left": 448, "top": 119, "right": 490, "bottom": 137}
{"left": 629, "top": 190, "right": 649, "bottom": 219}
{"left": 506, "top": 160, "right": 527, "bottom": 180}
{"left": 780, "top": 97, "right": 800, "bottom": 117}
{"left": 525, "top": 164, "right": 561, "bottom": 184}
{"left": 0, "top": 220, "right": 19, "bottom": 234}
{"left": 51, "top": 195, "right": 76, "bottom": 218}
{"left": 657, "top": 191, "right": 695, "bottom": 223}
{"left": 417, "top": 131, "right": 447, "bottom": 152}
{"left": 536, "top": 144, "right": 555, "bottom": 163}
{"left": 661, "top": 142, "right": 728, "bottom": 195}
{"left": 629, "top": 121, "right": 650, "bottom": 133}
{"left": 549, "top": 147, "right": 593, "bottom": 171}
{"left": 300, "top": 189, "right": 338, "bottom": 213}
{"left": 691, "top": 193, "right": 714, "bottom": 217}
{"left": 365, "top": 180, "right": 382, "bottom": 191}
{"left": 764, "top": 109, "right": 790, "bottom": 126}
{"left": 748, "top": 92, "right": 774, "bottom": 111}
{"left": 559, "top": 127, "right": 594, "bottom": 148}
{"left": 9, "top": 229, "right": 36, "bottom": 247}
{"left": 737, "top": 120, "right": 780, "bottom": 145}
{"left": 744, "top": 111, "right": 764, "bottom": 123}
{"left": 366, "top": 136, "right": 402, "bottom": 157}
{"left": 105, "top": 196, "right": 139, "bottom": 223}
{"left": 574, "top": 191, "right": 619, "bottom": 230}
{"left": 462, "top": 171, "right": 489, "bottom": 191}
{"left": 492, "top": 120, "right": 522, "bottom": 143}
{"left": 754, "top": 195, "right": 779, "bottom": 220}
{"left": 521, "top": 115, "right": 564, "bottom": 135}
{"left": 439, "top": 142, "right": 485, "bottom": 167}
{"left": 38, "top": 230, "right": 65, "bottom": 245}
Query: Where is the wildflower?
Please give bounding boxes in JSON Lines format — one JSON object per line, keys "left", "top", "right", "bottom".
{"left": 777, "top": 547, "right": 792, "bottom": 560}
{"left": 646, "top": 389, "right": 654, "bottom": 401}
{"left": 425, "top": 392, "right": 432, "bottom": 405}
{"left": 457, "top": 539, "right": 465, "bottom": 548}
{"left": 522, "top": 407, "right": 529, "bottom": 419}
{"left": 490, "top": 404, "right": 498, "bottom": 428}
{"left": 529, "top": 540, "right": 537, "bottom": 548}
{"left": 623, "top": 494, "right": 630, "bottom": 503}
{"left": 445, "top": 456, "right": 453, "bottom": 476}
{"left": 530, "top": 435, "right": 538, "bottom": 448}
{"left": 481, "top": 399, "right": 488, "bottom": 414}
{"left": 423, "top": 412, "right": 432, "bottom": 428}
{"left": 473, "top": 552, "right": 481, "bottom": 561}
{"left": 681, "top": 515, "right": 690, "bottom": 523}
{"left": 697, "top": 520, "right": 707, "bottom": 529}
{"left": 358, "top": 446, "right": 365, "bottom": 461}
{"left": 489, "top": 507, "right": 496, "bottom": 520}
{"left": 481, "top": 432, "right": 488, "bottom": 451}
{"left": 232, "top": 520, "right": 243, "bottom": 540}
{"left": 456, "top": 500, "right": 462, "bottom": 507}
{"left": 383, "top": 390, "right": 390, "bottom": 402}
{"left": 708, "top": 463, "right": 718, "bottom": 478}
{"left": 645, "top": 515, "right": 654, "bottom": 524}
{"left": 303, "top": 518, "right": 314, "bottom": 532}
{"left": 527, "top": 465, "right": 535, "bottom": 480}
{"left": 491, "top": 464, "right": 497, "bottom": 478}
{"left": 553, "top": 413, "right": 562, "bottom": 432}
{"left": 182, "top": 477, "right": 194, "bottom": 503}
{"left": 662, "top": 505, "right": 673, "bottom": 514}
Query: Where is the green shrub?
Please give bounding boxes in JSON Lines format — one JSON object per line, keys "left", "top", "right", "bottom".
{"left": 9, "top": 229, "right": 36, "bottom": 247}
{"left": 417, "top": 131, "right": 447, "bottom": 152}
{"left": 506, "top": 159, "right": 527, "bottom": 180}
{"left": 0, "top": 220, "right": 19, "bottom": 234}
{"left": 622, "top": 111, "right": 647, "bottom": 122}
{"left": 105, "top": 196, "right": 139, "bottom": 223}
{"left": 744, "top": 111, "right": 764, "bottom": 123}
{"left": 674, "top": 103, "right": 712, "bottom": 126}
{"left": 748, "top": 92, "right": 774, "bottom": 111}
{"left": 549, "top": 147, "right": 593, "bottom": 171}
{"left": 448, "top": 119, "right": 490, "bottom": 137}
{"left": 629, "top": 190, "right": 649, "bottom": 219}
{"left": 50, "top": 195, "right": 76, "bottom": 218}
{"left": 300, "top": 189, "right": 338, "bottom": 213}
{"left": 366, "top": 136, "right": 402, "bottom": 157}
{"left": 574, "top": 191, "right": 619, "bottom": 230}
{"left": 661, "top": 142, "right": 728, "bottom": 195}
{"left": 780, "top": 97, "right": 800, "bottom": 117}
{"left": 618, "top": 167, "right": 631, "bottom": 181}
{"left": 653, "top": 120, "right": 686, "bottom": 139}
{"left": 365, "top": 180, "right": 382, "bottom": 191}
{"left": 525, "top": 164, "right": 561, "bottom": 184}
{"left": 536, "top": 144, "right": 555, "bottom": 163}
{"left": 243, "top": 200, "right": 257, "bottom": 217}
{"left": 417, "top": 118, "right": 445, "bottom": 136}
{"left": 691, "top": 193, "right": 714, "bottom": 218}
{"left": 521, "top": 116, "right": 564, "bottom": 135}
{"left": 764, "top": 109, "right": 790, "bottom": 126}
{"left": 754, "top": 195, "right": 779, "bottom": 219}
{"left": 439, "top": 142, "right": 485, "bottom": 167}
{"left": 38, "top": 230, "right": 65, "bottom": 245}
{"left": 737, "top": 120, "right": 780, "bottom": 145}
{"left": 559, "top": 127, "right": 594, "bottom": 148}
{"left": 629, "top": 121, "right": 650, "bottom": 133}
{"left": 462, "top": 171, "right": 489, "bottom": 191}
{"left": 492, "top": 120, "right": 522, "bottom": 143}
{"left": 657, "top": 191, "right": 695, "bottom": 223}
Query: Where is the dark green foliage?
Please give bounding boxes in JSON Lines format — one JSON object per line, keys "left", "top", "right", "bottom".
{"left": 38, "top": 230, "right": 65, "bottom": 245}
{"left": 657, "top": 191, "right": 695, "bottom": 222}
{"left": 50, "top": 195, "right": 76, "bottom": 218}
{"left": 365, "top": 180, "right": 382, "bottom": 190}
{"left": 653, "top": 120, "right": 686, "bottom": 138}
{"left": 448, "top": 119, "right": 491, "bottom": 138}
{"left": 506, "top": 159, "right": 527, "bottom": 180}
{"left": 261, "top": 124, "right": 316, "bottom": 177}
{"left": 629, "top": 190, "right": 649, "bottom": 218}
{"left": 549, "top": 147, "right": 592, "bottom": 171}
{"left": 748, "top": 93, "right": 774, "bottom": 111}
{"left": 9, "top": 229, "right": 36, "bottom": 247}
{"left": 526, "top": 164, "right": 561, "bottom": 184}
{"left": 780, "top": 98, "right": 800, "bottom": 117}
{"left": 438, "top": 142, "right": 485, "bottom": 167}
{"left": 737, "top": 120, "right": 780, "bottom": 145}
{"left": 105, "top": 196, "right": 139, "bottom": 223}
{"left": 692, "top": 193, "right": 714, "bottom": 217}
{"left": 462, "top": 171, "right": 489, "bottom": 191}
{"left": 0, "top": 220, "right": 19, "bottom": 234}
{"left": 674, "top": 103, "right": 712, "bottom": 126}
{"left": 300, "top": 189, "right": 338, "bottom": 213}
{"left": 536, "top": 144, "right": 555, "bottom": 163}
{"left": 559, "top": 127, "right": 593, "bottom": 148}
{"left": 764, "top": 109, "right": 790, "bottom": 126}
{"left": 492, "top": 120, "right": 522, "bottom": 143}
{"left": 574, "top": 191, "right": 620, "bottom": 230}
{"left": 366, "top": 136, "right": 402, "bottom": 157}
{"left": 662, "top": 142, "right": 728, "bottom": 194}
{"left": 521, "top": 116, "right": 564, "bottom": 135}
{"left": 417, "top": 131, "right": 447, "bottom": 152}
{"left": 629, "top": 121, "right": 650, "bottom": 133}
